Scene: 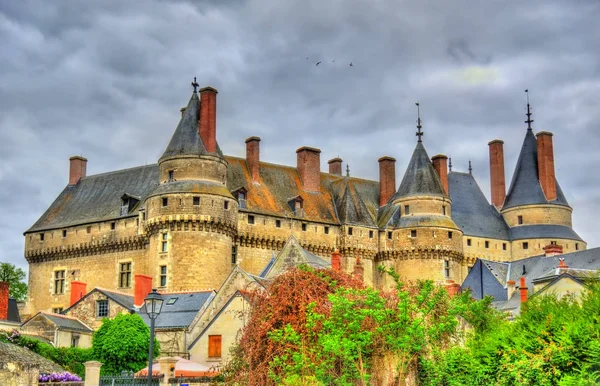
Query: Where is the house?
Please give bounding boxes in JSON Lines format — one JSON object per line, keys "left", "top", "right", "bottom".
{"left": 20, "top": 312, "right": 93, "bottom": 348}
{"left": 63, "top": 285, "right": 135, "bottom": 330}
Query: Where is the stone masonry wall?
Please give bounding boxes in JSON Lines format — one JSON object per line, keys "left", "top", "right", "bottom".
{"left": 65, "top": 292, "right": 131, "bottom": 330}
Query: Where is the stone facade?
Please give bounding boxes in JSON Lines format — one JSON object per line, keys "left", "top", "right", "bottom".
{"left": 64, "top": 290, "right": 131, "bottom": 330}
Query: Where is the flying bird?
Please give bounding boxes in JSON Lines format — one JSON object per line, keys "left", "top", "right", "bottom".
{"left": 316, "top": 61, "right": 321, "bottom": 66}
{"left": 332, "top": 59, "right": 335, "bottom": 62}
{"left": 349, "top": 62, "right": 353, "bottom": 66}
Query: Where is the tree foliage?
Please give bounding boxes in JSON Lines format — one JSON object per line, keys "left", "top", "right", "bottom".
{"left": 92, "top": 313, "right": 160, "bottom": 375}
{"left": 0, "top": 262, "right": 28, "bottom": 301}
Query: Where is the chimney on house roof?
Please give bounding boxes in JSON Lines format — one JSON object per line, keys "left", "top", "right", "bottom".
{"left": 445, "top": 279, "right": 461, "bottom": 297}
{"left": 378, "top": 156, "right": 396, "bottom": 206}
{"left": 331, "top": 249, "right": 341, "bottom": 271}
{"left": 296, "top": 146, "right": 321, "bottom": 192}
{"left": 558, "top": 257, "right": 568, "bottom": 269}
{"left": 507, "top": 280, "right": 516, "bottom": 299}
{"left": 328, "top": 158, "right": 343, "bottom": 176}
{"left": 134, "top": 274, "right": 153, "bottom": 308}
{"left": 536, "top": 131, "right": 557, "bottom": 201}
{"left": 70, "top": 281, "right": 87, "bottom": 307}
{"left": 519, "top": 277, "right": 528, "bottom": 303}
{"left": 199, "top": 86, "right": 218, "bottom": 153}
{"left": 544, "top": 244, "right": 563, "bottom": 257}
{"left": 69, "top": 156, "right": 87, "bottom": 185}
{"left": 431, "top": 154, "right": 449, "bottom": 195}
{"left": 0, "top": 282, "right": 8, "bottom": 320}
{"left": 488, "top": 139, "right": 506, "bottom": 209}
{"left": 245, "top": 136, "right": 261, "bottom": 183}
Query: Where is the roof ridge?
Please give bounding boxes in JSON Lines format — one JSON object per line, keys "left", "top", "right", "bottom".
{"left": 40, "top": 311, "right": 82, "bottom": 321}
{"left": 95, "top": 287, "right": 134, "bottom": 297}
{"left": 79, "top": 164, "right": 158, "bottom": 180}
{"left": 159, "top": 289, "right": 215, "bottom": 295}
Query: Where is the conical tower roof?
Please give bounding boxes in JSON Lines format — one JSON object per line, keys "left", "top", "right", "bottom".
{"left": 503, "top": 129, "right": 569, "bottom": 210}
{"left": 395, "top": 142, "right": 447, "bottom": 199}
{"left": 335, "top": 178, "right": 377, "bottom": 227}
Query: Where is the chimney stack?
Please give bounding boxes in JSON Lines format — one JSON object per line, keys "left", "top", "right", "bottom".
{"left": 488, "top": 140, "right": 506, "bottom": 208}
{"left": 445, "top": 280, "right": 461, "bottom": 297}
{"left": 69, "top": 156, "right": 88, "bottom": 185}
{"left": 331, "top": 249, "right": 341, "bottom": 271}
{"left": 296, "top": 147, "right": 322, "bottom": 192}
{"left": 506, "top": 280, "right": 516, "bottom": 299}
{"left": 70, "top": 281, "right": 87, "bottom": 307}
{"left": 378, "top": 156, "right": 396, "bottom": 206}
{"left": 558, "top": 257, "right": 568, "bottom": 269}
{"left": 245, "top": 136, "right": 261, "bottom": 183}
{"left": 536, "top": 131, "right": 557, "bottom": 201}
{"left": 328, "top": 158, "right": 343, "bottom": 176}
{"left": 519, "top": 277, "right": 528, "bottom": 303}
{"left": 180, "top": 107, "right": 186, "bottom": 118}
{"left": 199, "top": 86, "right": 218, "bottom": 153}
{"left": 353, "top": 257, "right": 364, "bottom": 283}
{"left": 544, "top": 244, "right": 563, "bottom": 257}
{"left": 134, "top": 274, "right": 153, "bottom": 308}
{"left": 431, "top": 154, "right": 449, "bottom": 195}
{"left": 0, "top": 282, "right": 8, "bottom": 320}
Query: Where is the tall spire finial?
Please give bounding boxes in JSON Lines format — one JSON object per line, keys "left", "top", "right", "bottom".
{"left": 448, "top": 156, "right": 453, "bottom": 172}
{"left": 468, "top": 160, "right": 472, "bottom": 175}
{"left": 346, "top": 164, "right": 350, "bottom": 177}
{"left": 525, "top": 89, "right": 534, "bottom": 130}
{"left": 415, "top": 102, "right": 423, "bottom": 142}
{"left": 191, "top": 77, "right": 199, "bottom": 93}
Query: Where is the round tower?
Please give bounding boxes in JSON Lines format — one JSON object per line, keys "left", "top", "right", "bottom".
{"left": 144, "top": 83, "right": 237, "bottom": 291}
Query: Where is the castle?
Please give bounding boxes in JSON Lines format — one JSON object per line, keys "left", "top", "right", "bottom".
{"left": 23, "top": 82, "right": 585, "bottom": 315}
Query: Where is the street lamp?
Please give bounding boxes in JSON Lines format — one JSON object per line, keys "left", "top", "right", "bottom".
{"left": 144, "top": 288, "right": 163, "bottom": 386}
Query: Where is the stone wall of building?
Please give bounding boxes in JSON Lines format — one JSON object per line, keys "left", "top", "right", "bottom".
{"left": 502, "top": 204, "right": 572, "bottom": 227}
{"left": 511, "top": 238, "right": 587, "bottom": 259}
{"left": 64, "top": 292, "right": 131, "bottom": 330}
{"left": 463, "top": 236, "right": 512, "bottom": 265}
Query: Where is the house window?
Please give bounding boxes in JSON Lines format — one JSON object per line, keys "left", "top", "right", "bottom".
{"left": 52, "top": 307, "right": 63, "bottom": 314}
{"left": 550, "top": 240, "right": 557, "bottom": 245}
{"left": 231, "top": 246, "right": 237, "bottom": 264}
{"left": 193, "top": 196, "right": 200, "bottom": 206}
{"left": 517, "top": 215, "right": 523, "bottom": 225}
{"left": 276, "top": 219, "right": 281, "bottom": 228}
{"left": 522, "top": 242, "right": 529, "bottom": 250}
{"left": 161, "top": 233, "right": 168, "bottom": 252}
{"left": 404, "top": 205, "right": 410, "bottom": 215}
{"left": 387, "top": 231, "right": 392, "bottom": 240}
{"left": 503, "top": 243, "right": 507, "bottom": 251}
{"left": 86, "top": 226, "right": 91, "bottom": 234}
{"left": 40, "top": 233, "right": 45, "bottom": 241}
{"left": 411, "top": 230, "right": 417, "bottom": 238}
{"left": 61, "top": 230, "right": 67, "bottom": 238}
{"left": 54, "top": 270, "right": 65, "bottom": 294}
{"left": 208, "top": 335, "right": 222, "bottom": 358}
{"left": 485, "top": 241, "right": 489, "bottom": 249}
{"left": 157, "top": 266, "right": 167, "bottom": 287}
{"left": 162, "top": 197, "right": 168, "bottom": 207}
{"left": 467, "top": 239, "right": 472, "bottom": 247}
{"left": 348, "top": 227, "right": 353, "bottom": 236}
{"left": 248, "top": 215, "right": 255, "bottom": 225}
{"left": 224, "top": 201, "right": 229, "bottom": 210}
{"left": 119, "top": 262, "right": 132, "bottom": 288}
{"left": 238, "top": 191, "right": 247, "bottom": 209}
{"left": 168, "top": 170, "right": 174, "bottom": 181}
{"left": 96, "top": 300, "right": 108, "bottom": 318}
{"left": 369, "top": 230, "right": 374, "bottom": 239}
{"left": 576, "top": 243, "right": 579, "bottom": 251}
{"left": 111, "top": 222, "right": 116, "bottom": 231}
{"left": 71, "top": 334, "right": 80, "bottom": 348}
{"left": 302, "top": 223, "right": 307, "bottom": 232}
{"left": 324, "top": 226, "right": 329, "bottom": 235}
{"left": 442, "top": 206, "right": 446, "bottom": 216}
{"left": 444, "top": 260, "right": 450, "bottom": 278}
{"left": 448, "top": 231, "right": 453, "bottom": 239}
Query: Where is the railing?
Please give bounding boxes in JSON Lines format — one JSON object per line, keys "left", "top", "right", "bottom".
{"left": 39, "top": 383, "right": 84, "bottom": 386}
{"left": 168, "top": 375, "right": 219, "bottom": 385}
{"left": 99, "top": 371, "right": 163, "bottom": 385}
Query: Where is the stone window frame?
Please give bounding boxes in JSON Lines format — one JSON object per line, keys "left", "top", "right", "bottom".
{"left": 247, "top": 215, "right": 255, "bottom": 225}
{"left": 118, "top": 261, "right": 132, "bottom": 288}
{"left": 410, "top": 229, "right": 417, "bottom": 238}
{"left": 275, "top": 219, "right": 281, "bottom": 228}
{"left": 159, "top": 265, "right": 168, "bottom": 287}
{"left": 324, "top": 226, "right": 329, "bottom": 235}
{"left": 52, "top": 307, "right": 63, "bottom": 314}
{"left": 348, "top": 227, "right": 353, "bottom": 236}
{"left": 485, "top": 241, "right": 490, "bottom": 249}
{"left": 448, "top": 231, "right": 453, "bottom": 239}
{"left": 231, "top": 245, "right": 237, "bottom": 265}
{"left": 444, "top": 260, "right": 450, "bottom": 278}
{"left": 404, "top": 205, "right": 410, "bottom": 215}
{"left": 53, "top": 270, "right": 65, "bottom": 295}
{"left": 301, "top": 223, "right": 307, "bottom": 232}
{"left": 40, "top": 233, "right": 45, "bottom": 241}
{"left": 62, "top": 229, "right": 67, "bottom": 238}
{"left": 160, "top": 232, "right": 168, "bottom": 253}
{"left": 193, "top": 196, "right": 200, "bottom": 206}
{"left": 502, "top": 243, "right": 507, "bottom": 251}
{"left": 96, "top": 299, "right": 109, "bottom": 318}
{"left": 467, "top": 238, "right": 472, "bottom": 247}
{"left": 162, "top": 197, "right": 168, "bottom": 207}
{"left": 522, "top": 242, "right": 529, "bottom": 250}
{"left": 517, "top": 215, "right": 523, "bottom": 225}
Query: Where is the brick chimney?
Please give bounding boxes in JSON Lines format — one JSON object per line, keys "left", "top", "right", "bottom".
{"left": 378, "top": 156, "right": 396, "bottom": 206}
{"left": 431, "top": 154, "right": 449, "bottom": 195}
{"left": 519, "top": 277, "right": 528, "bottom": 303}
{"left": 245, "top": 136, "right": 261, "bottom": 183}
{"left": 331, "top": 249, "right": 341, "bottom": 271}
{"left": 536, "top": 131, "right": 557, "bottom": 201}
{"left": 488, "top": 140, "right": 506, "bottom": 209}
{"left": 70, "top": 281, "right": 87, "bottom": 307}
{"left": 445, "top": 279, "right": 461, "bottom": 297}
{"left": 199, "top": 86, "right": 218, "bottom": 153}
{"left": 544, "top": 244, "right": 563, "bottom": 257}
{"left": 507, "top": 280, "right": 516, "bottom": 299}
{"left": 0, "top": 282, "right": 8, "bottom": 320}
{"left": 180, "top": 107, "right": 186, "bottom": 117}
{"left": 69, "top": 156, "right": 87, "bottom": 185}
{"left": 328, "top": 158, "right": 343, "bottom": 176}
{"left": 134, "top": 274, "right": 153, "bottom": 308}
{"left": 353, "top": 257, "right": 364, "bottom": 283}
{"left": 296, "top": 147, "right": 321, "bottom": 192}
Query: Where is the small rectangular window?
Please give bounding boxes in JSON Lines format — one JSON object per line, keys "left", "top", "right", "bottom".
{"left": 302, "top": 223, "right": 307, "bottom": 232}
{"left": 276, "top": 219, "right": 281, "bottom": 228}
{"left": 208, "top": 335, "right": 222, "bottom": 358}
{"left": 54, "top": 270, "right": 65, "bottom": 294}
{"left": 467, "top": 239, "right": 472, "bottom": 246}
{"left": 71, "top": 334, "right": 80, "bottom": 348}
{"left": 86, "top": 226, "right": 91, "bottom": 234}
{"left": 224, "top": 201, "right": 229, "bottom": 210}
{"left": 119, "top": 262, "right": 132, "bottom": 288}
{"left": 444, "top": 260, "right": 450, "bottom": 278}
{"left": 168, "top": 170, "right": 174, "bottom": 181}
{"left": 442, "top": 206, "right": 446, "bottom": 216}
{"left": 40, "top": 233, "right": 45, "bottom": 241}
{"left": 404, "top": 205, "right": 410, "bottom": 215}
{"left": 62, "top": 230, "right": 67, "bottom": 238}
{"left": 411, "top": 229, "right": 417, "bottom": 238}
{"left": 503, "top": 243, "right": 507, "bottom": 251}
{"left": 231, "top": 245, "right": 237, "bottom": 264}
{"left": 550, "top": 240, "right": 557, "bottom": 245}
{"left": 369, "top": 230, "right": 374, "bottom": 239}
{"left": 52, "top": 307, "right": 63, "bottom": 314}
{"left": 448, "top": 231, "right": 453, "bottom": 239}
{"left": 160, "top": 266, "right": 167, "bottom": 287}
{"left": 517, "top": 215, "right": 523, "bottom": 225}
{"left": 324, "top": 226, "right": 329, "bottom": 235}
{"left": 96, "top": 300, "right": 108, "bottom": 318}
{"left": 387, "top": 231, "right": 392, "bottom": 240}
{"left": 485, "top": 241, "right": 489, "bottom": 249}
{"left": 193, "top": 196, "right": 200, "bottom": 206}
{"left": 161, "top": 233, "right": 168, "bottom": 252}
{"left": 248, "top": 215, "right": 255, "bottom": 225}
{"left": 348, "top": 227, "right": 353, "bottom": 236}
{"left": 162, "top": 197, "right": 168, "bottom": 207}
{"left": 576, "top": 243, "right": 579, "bottom": 251}
{"left": 523, "top": 242, "right": 529, "bottom": 250}
{"left": 111, "top": 222, "right": 116, "bottom": 230}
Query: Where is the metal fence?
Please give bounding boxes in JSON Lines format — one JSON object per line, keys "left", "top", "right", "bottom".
{"left": 99, "top": 371, "right": 163, "bottom": 386}
{"left": 167, "top": 376, "right": 217, "bottom": 385}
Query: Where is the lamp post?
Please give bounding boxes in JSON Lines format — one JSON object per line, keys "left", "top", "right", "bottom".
{"left": 144, "top": 288, "right": 163, "bottom": 386}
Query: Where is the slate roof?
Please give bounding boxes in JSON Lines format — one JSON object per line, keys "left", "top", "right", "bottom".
{"left": 395, "top": 142, "right": 446, "bottom": 199}
{"left": 261, "top": 235, "right": 330, "bottom": 279}
{"left": 63, "top": 287, "right": 135, "bottom": 314}
{"left": 503, "top": 129, "right": 570, "bottom": 210}
{"left": 448, "top": 172, "right": 509, "bottom": 239}
{"left": 22, "top": 312, "right": 93, "bottom": 332}
{"left": 139, "top": 291, "right": 215, "bottom": 329}
{"left": 461, "top": 259, "right": 510, "bottom": 301}
{"left": 160, "top": 91, "right": 223, "bottom": 160}
{"left": 332, "top": 178, "right": 377, "bottom": 227}
{"left": 509, "top": 224, "right": 583, "bottom": 242}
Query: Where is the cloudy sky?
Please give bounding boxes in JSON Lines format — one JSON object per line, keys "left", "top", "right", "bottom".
{"left": 1, "top": 0, "right": 598, "bottom": 273}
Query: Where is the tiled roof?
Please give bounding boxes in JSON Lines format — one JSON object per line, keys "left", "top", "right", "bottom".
{"left": 395, "top": 142, "right": 446, "bottom": 199}
{"left": 39, "top": 313, "right": 93, "bottom": 332}
{"left": 139, "top": 291, "right": 215, "bottom": 329}
{"left": 509, "top": 224, "right": 583, "bottom": 241}
{"left": 448, "top": 172, "right": 509, "bottom": 239}
{"left": 503, "top": 129, "right": 570, "bottom": 210}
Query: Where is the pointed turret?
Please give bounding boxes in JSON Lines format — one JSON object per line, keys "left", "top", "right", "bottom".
{"left": 395, "top": 142, "right": 447, "bottom": 199}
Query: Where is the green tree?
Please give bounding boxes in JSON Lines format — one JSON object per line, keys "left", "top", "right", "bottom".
{"left": 92, "top": 313, "right": 160, "bottom": 375}
{"left": 0, "top": 262, "right": 28, "bottom": 301}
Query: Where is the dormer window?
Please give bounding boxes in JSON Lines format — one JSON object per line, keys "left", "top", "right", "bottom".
{"left": 288, "top": 196, "right": 304, "bottom": 217}
{"left": 234, "top": 188, "right": 248, "bottom": 209}
{"left": 404, "top": 205, "right": 410, "bottom": 215}
{"left": 120, "top": 194, "right": 140, "bottom": 216}
{"left": 168, "top": 170, "right": 175, "bottom": 182}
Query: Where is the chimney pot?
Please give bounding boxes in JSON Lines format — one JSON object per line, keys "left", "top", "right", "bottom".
{"left": 328, "top": 158, "right": 343, "bottom": 176}
{"left": 296, "top": 147, "right": 322, "bottom": 192}
{"left": 536, "top": 131, "right": 557, "bottom": 201}
{"left": 134, "top": 274, "right": 153, "bottom": 308}
{"left": 69, "top": 156, "right": 88, "bottom": 185}
{"left": 199, "top": 86, "right": 218, "bottom": 153}
{"left": 544, "top": 244, "right": 563, "bottom": 257}
{"left": 245, "top": 136, "right": 261, "bottom": 183}
{"left": 431, "top": 154, "right": 449, "bottom": 195}
{"left": 488, "top": 139, "right": 506, "bottom": 208}
{"left": 180, "top": 107, "right": 186, "bottom": 118}
{"left": 0, "top": 282, "right": 8, "bottom": 320}
{"left": 378, "top": 156, "right": 396, "bottom": 206}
